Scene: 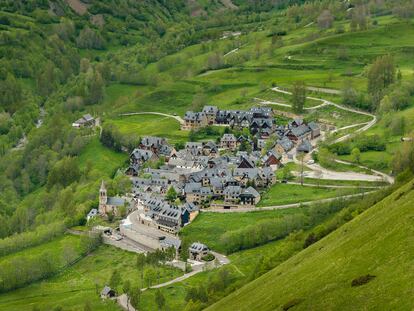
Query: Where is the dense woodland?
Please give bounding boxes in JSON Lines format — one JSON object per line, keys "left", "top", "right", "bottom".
{"left": 1, "top": 0, "right": 414, "bottom": 309}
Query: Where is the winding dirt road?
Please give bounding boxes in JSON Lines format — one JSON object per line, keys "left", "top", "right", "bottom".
{"left": 268, "top": 86, "right": 394, "bottom": 183}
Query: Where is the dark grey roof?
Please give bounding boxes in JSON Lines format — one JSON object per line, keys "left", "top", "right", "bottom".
{"left": 107, "top": 197, "right": 125, "bottom": 206}
{"left": 202, "top": 106, "right": 218, "bottom": 114}
{"left": 131, "top": 148, "right": 154, "bottom": 161}
{"left": 308, "top": 121, "right": 319, "bottom": 131}
{"left": 189, "top": 242, "right": 209, "bottom": 252}
{"left": 233, "top": 168, "right": 259, "bottom": 179}
{"left": 141, "top": 136, "right": 165, "bottom": 148}
{"left": 101, "top": 286, "right": 114, "bottom": 296}
{"left": 277, "top": 137, "right": 294, "bottom": 151}
{"left": 184, "top": 182, "right": 202, "bottom": 193}
{"left": 242, "top": 186, "right": 260, "bottom": 198}
{"left": 221, "top": 134, "right": 237, "bottom": 142}
{"left": 224, "top": 185, "right": 241, "bottom": 195}
{"left": 184, "top": 111, "right": 206, "bottom": 121}
{"left": 297, "top": 139, "right": 313, "bottom": 152}
{"left": 290, "top": 124, "right": 311, "bottom": 137}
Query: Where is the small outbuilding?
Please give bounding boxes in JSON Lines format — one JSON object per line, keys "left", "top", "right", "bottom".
{"left": 72, "top": 114, "right": 95, "bottom": 128}
{"left": 189, "top": 242, "right": 209, "bottom": 261}
{"left": 100, "top": 286, "right": 116, "bottom": 299}
{"left": 86, "top": 208, "right": 98, "bottom": 222}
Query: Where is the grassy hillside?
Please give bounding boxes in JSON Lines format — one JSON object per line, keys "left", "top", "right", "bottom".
{"left": 208, "top": 179, "right": 414, "bottom": 311}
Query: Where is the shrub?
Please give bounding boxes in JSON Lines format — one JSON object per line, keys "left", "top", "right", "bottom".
{"left": 351, "top": 274, "right": 376, "bottom": 287}
{"left": 282, "top": 298, "right": 303, "bottom": 310}
{"left": 201, "top": 253, "right": 215, "bottom": 262}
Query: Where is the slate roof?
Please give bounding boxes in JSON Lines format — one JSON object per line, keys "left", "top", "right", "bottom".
{"left": 290, "top": 124, "right": 311, "bottom": 138}
{"left": 242, "top": 186, "right": 260, "bottom": 198}
{"left": 141, "top": 136, "right": 164, "bottom": 148}
{"left": 297, "top": 139, "right": 313, "bottom": 153}
{"left": 101, "top": 286, "right": 115, "bottom": 296}
{"left": 277, "top": 137, "right": 294, "bottom": 151}
{"left": 308, "top": 121, "right": 319, "bottom": 131}
{"left": 107, "top": 197, "right": 125, "bottom": 206}
{"left": 224, "top": 185, "right": 241, "bottom": 196}
{"left": 184, "top": 182, "right": 202, "bottom": 194}
{"left": 131, "top": 148, "right": 154, "bottom": 161}
{"left": 184, "top": 111, "right": 206, "bottom": 121}
{"left": 221, "top": 133, "right": 237, "bottom": 142}
{"left": 202, "top": 106, "right": 218, "bottom": 114}
{"left": 189, "top": 242, "right": 209, "bottom": 252}
{"left": 233, "top": 168, "right": 259, "bottom": 179}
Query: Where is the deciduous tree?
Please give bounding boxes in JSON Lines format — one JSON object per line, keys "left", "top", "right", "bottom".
{"left": 291, "top": 81, "right": 306, "bottom": 113}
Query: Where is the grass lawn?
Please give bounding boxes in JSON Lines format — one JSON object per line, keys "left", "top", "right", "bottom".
{"left": 208, "top": 180, "right": 414, "bottom": 311}
{"left": 77, "top": 137, "right": 127, "bottom": 177}
{"left": 0, "top": 234, "right": 82, "bottom": 265}
{"left": 257, "top": 89, "right": 322, "bottom": 108}
{"left": 302, "top": 178, "right": 387, "bottom": 188}
{"left": 140, "top": 229, "right": 307, "bottom": 311}
{"left": 179, "top": 208, "right": 304, "bottom": 254}
{"left": 0, "top": 245, "right": 182, "bottom": 311}
{"left": 258, "top": 183, "right": 361, "bottom": 207}
{"left": 306, "top": 105, "right": 372, "bottom": 128}
{"left": 110, "top": 114, "right": 188, "bottom": 144}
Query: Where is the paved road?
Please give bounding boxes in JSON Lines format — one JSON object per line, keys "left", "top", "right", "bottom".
{"left": 331, "top": 122, "right": 369, "bottom": 133}
{"left": 255, "top": 98, "right": 328, "bottom": 110}
{"left": 117, "top": 294, "right": 136, "bottom": 311}
{"left": 118, "top": 112, "right": 184, "bottom": 124}
{"left": 306, "top": 86, "right": 342, "bottom": 95}
{"left": 203, "top": 191, "right": 377, "bottom": 213}
{"left": 271, "top": 86, "right": 377, "bottom": 134}
{"left": 335, "top": 159, "right": 394, "bottom": 184}
{"left": 285, "top": 181, "right": 382, "bottom": 189}
{"left": 142, "top": 251, "right": 230, "bottom": 290}
{"left": 270, "top": 86, "right": 394, "bottom": 183}
{"left": 224, "top": 48, "right": 239, "bottom": 57}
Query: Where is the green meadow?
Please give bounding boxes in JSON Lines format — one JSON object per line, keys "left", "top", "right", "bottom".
{"left": 0, "top": 244, "right": 182, "bottom": 311}
{"left": 257, "top": 183, "right": 361, "bottom": 207}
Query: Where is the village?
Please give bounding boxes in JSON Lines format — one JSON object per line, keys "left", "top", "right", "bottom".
{"left": 85, "top": 105, "right": 321, "bottom": 267}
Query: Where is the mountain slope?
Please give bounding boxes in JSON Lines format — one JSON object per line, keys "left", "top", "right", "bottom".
{"left": 207, "top": 180, "right": 414, "bottom": 311}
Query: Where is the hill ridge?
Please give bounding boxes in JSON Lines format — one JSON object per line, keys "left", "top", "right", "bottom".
{"left": 207, "top": 180, "right": 414, "bottom": 311}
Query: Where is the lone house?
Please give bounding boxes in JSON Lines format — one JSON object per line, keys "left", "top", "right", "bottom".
{"left": 189, "top": 242, "right": 209, "bottom": 261}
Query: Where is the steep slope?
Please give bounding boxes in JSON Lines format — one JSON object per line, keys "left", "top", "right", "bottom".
{"left": 207, "top": 180, "right": 414, "bottom": 311}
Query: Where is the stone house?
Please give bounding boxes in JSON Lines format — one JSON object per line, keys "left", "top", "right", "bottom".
{"left": 139, "top": 197, "right": 190, "bottom": 235}
{"left": 140, "top": 136, "right": 167, "bottom": 153}
{"left": 189, "top": 242, "right": 209, "bottom": 261}
{"left": 297, "top": 139, "right": 313, "bottom": 153}
{"left": 274, "top": 137, "right": 294, "bottom": 154}
{"left": 182, "top": 111, "right": 208, "bottom": 130}
{"left": 202, "top": 106, "right": 218, "bottom": 124}
{"left": 240, "top": 186, "right": 261, "bottom": 205}
{"left": 287, "top": 124, "right": 312, "bottom": 142}
{"left": 224, "top": 185, "right": 241, "bottom": 203}
{"left": 130, "top": 148, "right": 158, "bottom": 166}
{"left": 72, "top": 114, "right": 95, "bottom": 128}
{"left": 263, "top": 150, "right": 282, "bottom": 167}
{"left": 220, "top": 133, "right": 237, "bottom": 150}
{"left": 308, "top": 121, "right": 321, "bottom": 139}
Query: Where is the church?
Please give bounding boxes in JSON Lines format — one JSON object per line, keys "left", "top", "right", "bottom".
{"left": 98, "top": 181, "right": 126, "bottom": 217}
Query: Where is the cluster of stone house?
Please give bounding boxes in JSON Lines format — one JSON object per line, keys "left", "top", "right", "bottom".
{"left": 182, "top": 106, "right": 320, "bottom": 153}
{"left": 119, "top": 131, "right": 289, "bottom": 233}
{"left": 98, "top": 109, "right": 320, "bottom": 235}
{"left": 182, "top": 106, "right": 276, "bottom": 138}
